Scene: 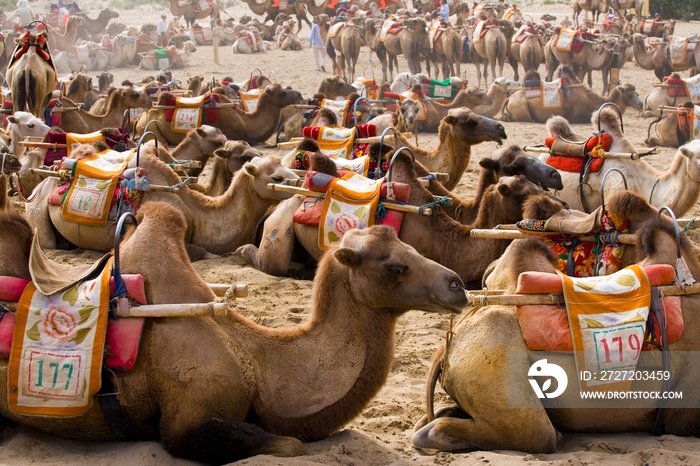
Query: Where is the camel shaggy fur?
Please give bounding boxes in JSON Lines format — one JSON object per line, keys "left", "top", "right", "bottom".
{"left": 57, "top": 88, "right": 152, "bottom": 134}
{"left": 191, "top": 140, "right": 262, "bottom": 197}
{"left": 0, "top": 200, "right": 466, "bottom": 463}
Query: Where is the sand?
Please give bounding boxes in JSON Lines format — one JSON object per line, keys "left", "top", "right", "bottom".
{"left": 2, "top": 2, "right": 700, "bottom": 464}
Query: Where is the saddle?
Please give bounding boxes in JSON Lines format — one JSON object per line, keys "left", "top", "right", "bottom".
{"left": 663, "top": 75, "right": 688, "bottom": 98}
{"left": 161, "top": 93, "right": 221, "bottom": 126}
{"left": 542, "top": 132, "right": 612, "bottom": 173}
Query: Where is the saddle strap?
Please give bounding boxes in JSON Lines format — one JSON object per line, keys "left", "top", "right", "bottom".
{"left": 96, "top": 367, "right": 141, "bottom": 441}
{"left": 578, "top": 154, "right": 593, "bottom": 214}
{"left": 650, "top": 286, "right": 671, "bottom": 435}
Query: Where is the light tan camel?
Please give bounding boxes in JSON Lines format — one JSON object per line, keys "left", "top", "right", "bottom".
{"left": 630, "top": 33, "right": 695, "bottom": 82}
{"left": 544, "top": 110, "right": 700, "bottom": 215}
{"left": 395, "top": 108, "right": 507, "bottom": 191}
{"left": 417, "top": 87, "right": 493, "bottom": 133}
{"left": 6, "top": 31, "right": 58, "bottom": 119}
{"left": 412, "top": 201, "right": 700, "bottom": 454}
{"left": 0, "top": 201, "right": 466, "bottom": 463}
{"left": 431, "top": 26, "right": 462, "bottom": 80}
{"left": 168, "top": 0, "right": 219, "bottom": 28}
{"left": 502, "top": 67, "right": 643, "bottom": 123}
{"left": 328, "top": 19, "right": 362, "bottom": 82}
{"left": 472, "top": 22, "right": 507, "bottom": 88}
{"left": 239, "top": 150, "right": 541, "bottom": 287}
{"left": 57, "top": 88, "right": 152, "bottom": 133}
{"left": 279, "top": 23, "right": 303, "bottom": 50}
{"left": 136, "top": 85, "right": 302, "bottom": 145}
{"left": 510, "top": 24, "right": 544, "bottom": 80}
{"left": 64, "top": 73, "right": 93, "bottom": 104}
{"left": 27, "top": 143, "right": 295, "bottom": 254}
{"left": 645, "top": 102, "right": 694, "bottom": 148}
{"left": 47, "top": 16, "right": 85, "bottom": 52}
{"left": 472, "top": 76, "right": 512, "bottom": 118}
{"left": 317, "top": 75, "right": 356, "bottom": 100}
{"left": 157, "top": 124, "right": 227, "bottom": 177}
{"left": 641, "top": 73, "right": 689, "bottom": 118}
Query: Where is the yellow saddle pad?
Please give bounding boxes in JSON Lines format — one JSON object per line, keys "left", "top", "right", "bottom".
{"left": 172, "top": 95, "right": 205, "bottom": 133}
{"left": 66, "top": 131, "right": 105, "bottom": 158}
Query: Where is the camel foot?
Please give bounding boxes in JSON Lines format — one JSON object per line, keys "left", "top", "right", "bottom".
{"left": 412, "top": 418, "right": 479, "bottom": 453}
{"left": 236, "top": 244, "right": 259, "bottom": 268}
{"left": 185, "top": 243, "right": 219, "bottom": 262}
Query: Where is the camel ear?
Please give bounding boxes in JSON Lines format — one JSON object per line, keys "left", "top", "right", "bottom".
{"left": 214, "top": 148, "right": 231, "bottom": 159}
{"left": 6, "top": 116, "right": 18, "bottom": 125}
{"left": 121, "top": 89, "right": 127, "bottom": 97}
{"left": 497, "top": 183, "right": 511, "bottom": 196}
{"left": 334, "top": 247, "right": 362, "bottom": 268}
{"left": 195, "top": 127, "right": 206, "bottom": 137}
{"left": 679, "top": 145, "right": 694, "bottom": 159}
{"left": 444, "top": 115, "right": 458, "bottom": 125}
{"left": 479, "top": 158, "right": 499, "bottom": 170}
{"left": 244, "top": 162, "right": 259, "bottom": 176}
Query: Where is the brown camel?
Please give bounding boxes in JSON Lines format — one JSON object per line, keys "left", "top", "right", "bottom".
{"left": 0, "top": 202, "right": 32, "bottom": 281}
{"left": 238, "top": 149, "right": 541, "bottom": 286}
{"left": 277, "top": 75, "right": 355, "bottom": 130}
{"left": 157, "top": 124, "right": 227, "bottom": 177}
{"left": 47, "top": 16, "right": 85, "bottom": 53}
{"left": 57, "top": 88, "right": 152, "bottom": 134}
{"left": 431, "top": 26, "right": 462, "bottom": 80}
{"left": 472, "top": 21, "right": 507, "bottom": 88}
{"left": 412, "top": 197, "right": 700, "bottom": 454}
{"left": 28, "top": 150, "right": 298, "bottom": 253}
{"left": 76, "top": 8, "right": 120, "bottom": 36}
{"left": 191, "top": 140, "right": 262, "bottom": 197}
{"left": 631, "top": 33, "right": 676, "bottom": 82}
{"left": 545, "top": 33, "right": 631, "bottom": 94}
{"left": 0, "top": 198, "right": 466, "bottom": 463}
{"left": 418, "top": 87, "right": 493, "bottom": 132}
{"left": 136, "top": 84, "right": 302, "bottom": 145}
{"left": 573, "top": 0, "right": 608, "bottom": 24}
{"left": 502, "top": 67, "right": 643, "bottom": 123}
{"left": 364, "top": 18, "right": 399, "bottom": 83}
{"left": 327, "top": 19, "right": 362, "bottom": 82}
{"left": 544, "top": 110, "right": 700, "bottom": 215}
{"left": 645, "top": 102, "right": 695, "bottom": 148}
{"left": 6, "top": 30, "right": 58, "bottom": 119}
{"left": 380, "top": 18, "right": 430, "bottom": 79}
{"left": 168, "top": 0, "right": 220, "bottom": 28}
{"left": 395, "top": 108, "right": 507, "bottom": 191}
{"left": 64, "top": 73, "right": 93, "bottom": 104}
{"left": 240, "top": 0, "right": 311, "bottom": 32}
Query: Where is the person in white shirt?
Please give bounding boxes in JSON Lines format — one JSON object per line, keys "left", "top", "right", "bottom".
{"left": 157, "top": 11, "right": 168, "bottom": 47}
{"left": 309, "top": 17, "right": 327, "bottom": 72}
{"left": 4, "top": 0, "right": 36, "bottom": 29}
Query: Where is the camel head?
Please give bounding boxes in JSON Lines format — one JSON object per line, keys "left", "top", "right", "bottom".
{"left": 679, "top": 139, "right": 700, "bottom": 187}
{"left": 591, "top": 105, "right": 626, "bottom": 137}
{"left": 0, "top": 152, "right": 21, "bottom": 173}
{"left": 183, "top": 40, "right": 197, "bottom": 54}
{"left": 190, "top": 125, "right": 226, "bottom": 156}
{"left": 121, "top": 88, "right": 152, "bottom": 109}
{"left": 442, "top": 108, "right": 506, "bottom": 145}
{"left": 6, "top": 111, "right": 50, "bottom": 140}
{"left": 608, "top": 84, "right": 643, "bottom": 112}
{"left": 214, "top": 140, "right": 262, "bottom": 174}
{"left": 317, "top": 76, "right": 355, "bottom": 100}
{"left": 243, "top": 155, "right": 299, "bottom": 201}
{"left": 484, "top": 237, "right": 558, "bottom": 292}
{"left": 98, "top": 71, "right": 114, "bottom": 91}
{"left": 484, "top": 145, "right": 563, "bottom": 191}
{"left": 67, "top": 74, "right": 92, "bottom": 94}
{"left": 490, "top": 175, "right": 544, "bottom": 224}
{"left": 100, "top": 8, "right": 120, "bottom": 21}
{"left": 332, "top": 226, "right": 467, "bottom": 314}
{"left": 263, "top": 84, "right": 302, "bottom": 107}
{"left": 66, "top": 15, "right": 86, "bottom": 28}
{"left": 464, "top": 87, "right": 493, "bottom": 107}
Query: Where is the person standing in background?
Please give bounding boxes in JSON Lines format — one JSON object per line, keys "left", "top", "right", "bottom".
{"left": 440, "top": 0, "right": 450, "bottom": 24}
{"left": 309, "top": 16, "right": 327, "bottom": 72}
{"left": 156, "top": 11, "right": 168, "bottom": 47}
{"left": 3, "top": 0, "right": 36, "bottom": 29}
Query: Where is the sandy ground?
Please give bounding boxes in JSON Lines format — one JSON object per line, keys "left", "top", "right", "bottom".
{"left": 2, "top": 2, "right": 700, "bottom": 465}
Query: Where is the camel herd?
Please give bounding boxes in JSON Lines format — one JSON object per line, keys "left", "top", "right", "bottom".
{"left": 2, "top": 0, "right": 700, "bottom": 463}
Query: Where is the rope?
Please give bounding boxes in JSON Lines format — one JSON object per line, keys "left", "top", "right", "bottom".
{"left": 682, "top": 218, "right": 697, "bottom": 233}
{"left": 375, "top": 202, "right": 387, "bottom": 221}
{"left": 418, "top": 195, "right": 450, "bottom": 224}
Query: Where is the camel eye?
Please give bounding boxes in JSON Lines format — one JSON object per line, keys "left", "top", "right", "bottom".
{"left": 27, "top": 123, "right": 34, "bottom": 129}
{"left": 552, "top": 172, "right": 561, "bottom": 178}
{"left": 271, "top": 175, "right": 284, "bottom": 183}
{"left": 449, "top": 281, "right": 461, "bottom": 292}
{"left": 386, "top": 264, "right": 408, "bottom": 275}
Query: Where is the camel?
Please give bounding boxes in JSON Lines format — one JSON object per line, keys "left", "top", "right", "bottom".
{"left": 64, "top": 73, "right": 93, "bottom": 104}
{"left": 412, "top": 201, "right": 700, "bottom": 454}
{"left": 5, "top": 111, "right": 50, "bottom": 157}
{"left": 545, "top": 33, "right": 631, "bottom": 94}
{"left": 6, "top": 30, "right": 58, "bottom": 119}
{"left": 0, "top": 197, "right": 467, "bottom": 463}
{"left": 136, "top": 85, "right": 302, "bottom": 145}
{"left": 317, "top": 75, "right": 356, "bottom": 99}
{"left": 47, "top": 16, "right": 85, "bottom": 53}
{"left": 544, "top": 109, "right": 700, "bottom": 216}
{"left": 107, "top": 34, "right": 137, "bottom": 67}
{"left": 168, "top": 0, "right": 220, "bottom": 28}
{"left": 415, "top": 87, "right": 493, "bottom": 133}
{"left": 631, "top": 33, "right": 678, "bottom": 82}
{"left": 645, "top": 101, "right": 695, "bottom": 148}
{"left": 472, "top": 76, "right": 513, "bottom": 118}
{"left": 327, "top": 19, "right": 362, "bottom": 82}
{"left": 431, "top": 26, "right": 462, "bottom": 80}
{"left": 641, "top": 73, "right": 691, "bottom": 118}
{"left": 363, "top": 18, "right": 399, "bottom": 83}
{"left": 240, "top": 0, "right": 311, "bottom": 32}
{"left": 278, "top": 22, "right": 303, "bottom": 50}
{"left": 53, "top": 41, "right": 111, "bottom": 75}
{"left": 26, "top": 146, "right": 298, "bottom": 254}
{"left": 510, "top": 23, "right": 544, "bottom": 81}
{"left": 156, "top": 124, "right": 227, "bottom": 177}
{"left": 573, "top": 0, "right": 608, "bottom": 24}
{"left": 395, "top": 108, "right": 507, "bottom": 191}
{"left": 191, "top": 140, "right": 262, "bottom": 196}
{"left": 75, "top": 8, "right": 120, "bottom": 37}
{"left": 472, "top": 21, "right": 507, "bottom": 88}
{"left": 380, "top": 18, "right": 430, "bottom": 80}
{"left": 502, "top": 67, "right": 643, "bottom": 123}
{"left": 57, "top": 88, "right": 152, "bottom": 134}
{"left": 138, "top": 41, "right": 197, "bottom": 69}
{"left": 238, "top": 149, "right": 540, "bottom": 286}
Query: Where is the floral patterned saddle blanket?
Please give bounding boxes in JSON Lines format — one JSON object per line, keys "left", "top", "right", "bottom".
{"left": 0, "top": 237, "right": 146, "bottom": 417}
